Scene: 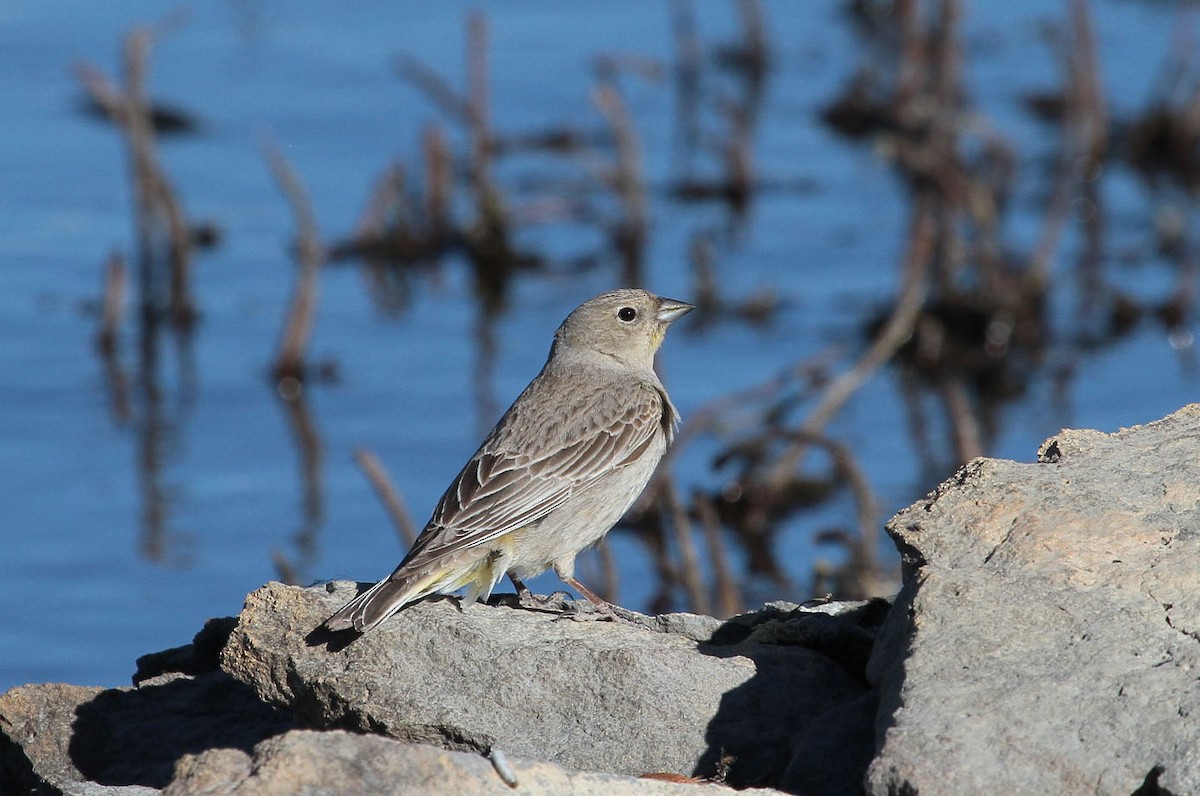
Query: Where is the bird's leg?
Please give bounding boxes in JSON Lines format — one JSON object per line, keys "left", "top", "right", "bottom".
{"left": 506, "top": 574, "right": 570, "bottom": 611}
{"left": 508, "top": 574, "right": 535, "bottom": 605}
{"left": 558, "top": 575, "right": 646, "bottom": 624}
{"left": 560, "top": 575, "right": 610, "bottom": 608}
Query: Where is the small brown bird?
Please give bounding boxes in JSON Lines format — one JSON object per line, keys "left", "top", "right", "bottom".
{"left": 323, "top": 289, "right": 692, "bottom": 633}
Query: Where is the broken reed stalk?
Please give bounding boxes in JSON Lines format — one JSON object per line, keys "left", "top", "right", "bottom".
{"left": 1028, "top": 0, "right": 1107, "bottom": 294}
{"left": 467, "top": 12, "right": 491, "bottom": 167}
{"left": 941, "top": 375, "right": 984, "bottom": 462}
{"left": 652, "top": 350, "right": 839, "bottom": 480}
{"left": 661, "top": 475, "right": 710, "bottom": 616}
{"left": 593, "top": 82, "right": 647, "bottom": 286}
{"left": 271, "top": 549, "right": 301, "bottom": 586}
{"left": 355, "top": 162, "right": 407, "bottom": 243}
{"left": 596, "top": 539, "right": 620, "bottom": 605}
{"left": 394, "top": 54, "right": 471, "bottom": 124}
{"left": 353, "top": 447, "right": 418, "bottom": 546}
{"left": 121, "top": 27, "right": 195, "bottom": 327}
{"left": 929, "top": 0, "right": 961, "bottom": 103}
{"left": 96, "top": 251, "right": 132, "bottom": 424}
{"left": 423, "top": 125, "right": 452, "bottom": 243}
{"left": 766, "top": 192, "right": 937, "bottom": 489}
{"left": 465, "top": 11, "right": 507, "bottom": 240}
{"left": 796, "top": 430, "right": 881, "bottom": 570}
{"left": 263, "top": 140, "right": 323, "bottom": 384}
{"left": 693, "top": 489, "right": 743, "bottom": 617}
{"left": 280, "top": 387, "right": 325, "bottom": 525}
{"left": 721, "top": 100, "right": 754, "bottom": 210}
{"left": 671, "top": 0, "right": 702, "bottom": 155}
{"left": 736, "top": 0, "right": 768, "bottom": 79}
{"left": 689, "top": 233, "right": 719, "bottom": 313}
{"left": 96, "top": 251, "right": 127, "bottom": 356}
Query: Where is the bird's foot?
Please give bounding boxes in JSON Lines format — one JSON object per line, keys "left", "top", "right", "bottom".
{"left": 518, "top": 589, "right": 575, "bottom": 612}
{"left": 553, "top": 597, "right": 644, "bottom": 625}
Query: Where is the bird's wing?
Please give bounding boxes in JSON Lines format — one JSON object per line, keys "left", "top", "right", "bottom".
{"left": 402, "top": 381, "right": 670, "bottom": 564}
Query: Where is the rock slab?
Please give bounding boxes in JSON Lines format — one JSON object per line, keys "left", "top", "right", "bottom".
{"left": 867, "top": 404, "right": 1200, "bottom": 795}
{"left": 0, "top": 672, "right": 291, "bottom": 795}
{"left": 219, "top": 584, "right": 880, "bottom": 790}
{"left": 164, "top": 728, "right": 787, "bottom": 796}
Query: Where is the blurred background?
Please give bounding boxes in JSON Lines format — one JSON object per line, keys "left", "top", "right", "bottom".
{"left": 3, "top": 0, "right": 1197, "bottom": 691}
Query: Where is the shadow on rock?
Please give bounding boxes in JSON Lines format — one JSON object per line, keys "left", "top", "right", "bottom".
{"left": 67, "top": 673, "right": 292, "bottom": 788}
{"left": 696, "top": 599, "right": 890, "bottom": 794}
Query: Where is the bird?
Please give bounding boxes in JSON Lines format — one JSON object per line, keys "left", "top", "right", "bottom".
{"left": 322, "top": 288, "right": 693, "bottom": 633}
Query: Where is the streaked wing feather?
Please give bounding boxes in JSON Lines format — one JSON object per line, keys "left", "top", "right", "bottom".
{"left": 408, "top": 382, "right": 665, "bottom": 562}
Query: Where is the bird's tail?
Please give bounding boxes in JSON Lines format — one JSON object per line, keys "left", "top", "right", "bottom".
{"left": 322, "top": 551, "right": 510, "bottom": 634}
{"left": 322, "top": 576, "right": 425, "bottom": 634}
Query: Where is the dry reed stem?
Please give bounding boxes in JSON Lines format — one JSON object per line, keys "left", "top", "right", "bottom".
{"left": 941, "top": 375, "right": 984, "bottom": 462}
{"left": 395, "top": 53, "right": 471, "bottom": 122}
{"left": 596, "top": 538, "right": 620, "bottom": 605}
{"left": 263, "top": 140, "right": 324, "bottom": 383}
{"left": 354, "top": 447, "right": 418, "bottom": 546}
{"left": 660, "top": 475, "right": 710, "bottom": 616}
{"left": 280, "top": 389, "right": 324, "bottom": 526}
{"left": 272, "top": 550, "right": 301, "bottom": 586}
{"left": 775, "top": 193, "right": 937, "bottom": 485}
{"left": 423, "top": 125, "right": 452, "bottom": 241}
{"left": 121, "top": 28, "right": 194, "bottom": 326}
{"left": 1028, "top": 0, "right": 1107, "bottom": 293}
{"left": 694, "top": 489, "right": 742, "bottom": 617}
{"left": 736, "top": 0, "right": 768, "bottom": 78}
{"left": 96, "top": 251, "right": 127, "bottom": 356}
{"left": 593, "top": 82, "right": 647, "bottom": 285}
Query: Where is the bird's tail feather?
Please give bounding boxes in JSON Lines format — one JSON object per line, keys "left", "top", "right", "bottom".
{"left": 322, "top": 553, "right": 509, "bottom": 633}
{"left": 322, "top": 574, "right": 433, "bottom": 633}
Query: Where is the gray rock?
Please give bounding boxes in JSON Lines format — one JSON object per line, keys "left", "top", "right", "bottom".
{"left": 0, "top": 673, "right": 291, "bottom": 795}
{"left": 22, "top": 404, "right": 1197, "bottom": 795}
{"left": 219, "top": 583, "right": 880, "bottom": 791}
{"left": 164, "top": 729, "right": 788, "bottom": 795}
{"left": 867, "top": 403, "right": 1200, "bottom": 795}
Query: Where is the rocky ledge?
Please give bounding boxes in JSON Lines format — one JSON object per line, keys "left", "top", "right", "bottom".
{"left": 3, "top": 404, "right": 1199, "bottom": 795}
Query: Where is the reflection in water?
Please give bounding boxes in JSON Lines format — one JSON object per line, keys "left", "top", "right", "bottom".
{"left": 272, "top": 387, "right": 324, "bottom": 586}
{"left": 132, "top": 294, "right": 198, "bottom": 565}
{"left": 75, "top": 2, "right": 1200, "bottom": 619}
{"left": 95, "top": 252, "right": 131, "bottom": 426}
{"left": 85, "top": 21, "right": 211, "bottom": 566}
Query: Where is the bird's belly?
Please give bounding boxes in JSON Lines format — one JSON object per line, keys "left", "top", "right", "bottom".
{"left": 506, "top": 452, "right": 663, "bottom": 579}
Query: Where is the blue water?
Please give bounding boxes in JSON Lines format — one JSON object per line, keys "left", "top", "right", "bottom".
{"left": 1, "top": 1, "right": 1194, "bottom": 691}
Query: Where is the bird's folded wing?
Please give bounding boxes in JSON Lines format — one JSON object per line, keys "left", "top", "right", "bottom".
{"left": 405, "top": 383, "right": 667, "bottom": 562}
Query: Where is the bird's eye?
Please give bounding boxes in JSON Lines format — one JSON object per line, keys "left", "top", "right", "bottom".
{"left": 617, "top": 307, "right": 638, "bottom": 322}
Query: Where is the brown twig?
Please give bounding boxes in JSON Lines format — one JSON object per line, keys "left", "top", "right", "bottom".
{"left": 596, "top": 538, "right": 620, "bottom": 604}
{"left": 424, "top": 124, "right": 453, "bottom": 244}
{"left": 1028, "top": 0, "right": 1107, "bottom": 294}
{"left": 272, "top": 550, "right": 301, "bottom": 586}
{"left": 773, "top": 193, "right": 937, "bottom": 484}
{"left": 661, "top": 475, "right": 709, "bottom": 615}
{"left": 96, "top": 251, "right": 127, "bottom": 356}
{"left": 467, "top": 12, "right": 497, "bottom": 205}
{"left": 395, "top": 54, "right": 471, "bottom": 123}
{"left": 354, "top": 447, "right": 418, "bottom": 546}
{"left": 694, "top": 489, "right": 742, "bottom": 617}
{"left": 121, "top": 27, "right": 195, "bottom": 327}
{"left": 735, "top": 0, "right": 769, "bottom": 81}
{"left": 593, "top": 82, "right": 647, "bottom": 286}
{"left": 263, "top": 139, "right": 324, "bottom": 383}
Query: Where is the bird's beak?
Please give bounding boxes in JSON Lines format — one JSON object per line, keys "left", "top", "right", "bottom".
{"left": 655, "top": 297, "right": 694, "bottom": 324}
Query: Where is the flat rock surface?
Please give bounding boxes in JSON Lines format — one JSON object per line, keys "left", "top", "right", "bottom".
{"left": 164, "top": 729, "right": 787, "bottom": 795}
{"left": 219, "top": 583, "right": 881, "bottom": 790}
{"left": 867, "top": 404, "right": 1200, "bottom": 795}
{"left": 0, "top": 672, "right": 291, "bottom": 795}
